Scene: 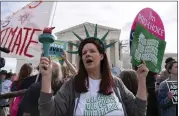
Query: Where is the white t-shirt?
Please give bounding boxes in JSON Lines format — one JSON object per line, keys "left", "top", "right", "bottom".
{"left": 75, "top": 77, "right": 124, "bottom": 116}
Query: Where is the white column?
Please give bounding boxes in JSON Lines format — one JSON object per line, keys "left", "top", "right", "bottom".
{"left": 67, "top": 41, "right": 72, "bottom": 63}
{"left": 75, "top": 41, "right": 80, "bottom": 68}
{"left": 106, "top": 40, "right": 110, "bottom": 65}
{"left": 72, "top": 41, "right": 77, "bottom": 64}
{"left": 114, "top": 40, "right": 119, "bottom": 67}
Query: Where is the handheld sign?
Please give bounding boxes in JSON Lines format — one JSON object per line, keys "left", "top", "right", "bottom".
{"left": 48, "top": 40, "right": 67, "bottom": 65}
{"left": 130, "top": 8, "right": 166, "bottom": 73}
{"left": 131, "top": 24, "right": 166, "bottom": 73}
{"left": 166, "top": 81, "right": 178, "bottom": 104}
{"left": 130, "top": 7, "right": 165, "bottom": 52}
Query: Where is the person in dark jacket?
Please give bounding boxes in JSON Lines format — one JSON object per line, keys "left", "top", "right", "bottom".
{"left": 0, "top": 70, "right": 12, "bottom": 116}
{"left": 158, "top": 61, "right": 178, "bottom": 116}
{"left": 18, "top": 61, "right": 63, "bottom": 116}
{"left": 19, "top": 50, "right": 76, "bottom": 116}
{"left": 156, "top": 57, "right": 175, "bottom": 85}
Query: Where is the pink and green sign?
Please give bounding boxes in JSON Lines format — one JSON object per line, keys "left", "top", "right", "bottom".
{"left": 130, "top": 8, "right": 166, "bottom": 73}
{"left": 130, "top": 8, "right": 165, "bottom": 49}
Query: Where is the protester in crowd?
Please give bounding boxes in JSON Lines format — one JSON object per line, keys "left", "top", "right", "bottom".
{"left": 17, "top": 61, "right": 63, "bottom": 116}
{"left": 158, "top": 61, "right": 178, "bottom": 116}
{"left": 17, "top": 50, "right": 76, "bottom": 116}
{"left": 39, "top": 37, "right": 148, "bottom": 116}
{"left": 157, "top": 57, "right": 175, "bottom": 85}
{"left": 0, "top": 70, "right": 8, "bottom": 83}
{"left": 155, "top": 74, "right": 161, "bottom": 90}
{"left": 145, "top": 71, "right": 164, "bottom": 116}
{"left": 10, "top": 63, "right": 33, "bottom": 116}
{"left": 132, "top": 64, "right": 160, "bottom": 116}
{"left": 6, "top": 72, "right": 15, "bottom": 82}
{"left": 0, "top": 70, "right": 12, "bottom": 116}
{"left": 155, "top": 57, "right": 176, "bottom": 116}
{"left": 10, "top": 63, "right": 34, "bottom": 91}
{"left": 154, "top": 58, "right": 175, "bottom": 116}
{"left": 164, "top": 57, "right": 175, "bottom": 71}
{"left": 119, "top": 69, "right": 138, "bottom": 95}
{"left": 10, "top": 73, "right": 17, "bottom": 83}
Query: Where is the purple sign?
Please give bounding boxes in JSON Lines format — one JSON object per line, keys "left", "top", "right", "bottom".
{"left": 130, "top": 8, "right": 165, "bottom": 49}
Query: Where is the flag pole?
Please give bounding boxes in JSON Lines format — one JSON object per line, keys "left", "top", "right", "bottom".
{"left": 49, "top": 1, "right": 58, "bottom": 27}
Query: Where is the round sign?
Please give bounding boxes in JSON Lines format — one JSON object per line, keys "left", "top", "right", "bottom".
{"left": 130, "top": 7, "right": 165, "bottom": 49}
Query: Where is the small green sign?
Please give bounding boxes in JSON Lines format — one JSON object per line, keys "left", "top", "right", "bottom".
{"left": 131, "top": 23, "right": 166, "bottom": 73}
{"left": 48, "top": 40, "right": 67, "bottom": 65}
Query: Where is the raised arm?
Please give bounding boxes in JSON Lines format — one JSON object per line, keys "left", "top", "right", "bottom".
{"left": 38, "top": 57, "right": 72, "bottom": 116}
{"left": 39, "top": 81, "right": 72, "bottom": 116}
{"left": 117, "top": 63, "right": 148, "bottom": 116}
{"left": 61, "top": 50, "right": 77, "bottom": 75}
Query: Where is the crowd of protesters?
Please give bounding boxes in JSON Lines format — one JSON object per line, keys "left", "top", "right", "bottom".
{"left": 0, "top": 47, "right": 177, "bottom": 116}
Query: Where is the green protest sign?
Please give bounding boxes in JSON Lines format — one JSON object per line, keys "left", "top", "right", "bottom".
{"left": 131, "top": 23, "right": 166, "bottom": 73}
{"left": 48, "top": 40, "right": 67, "bottom": 65}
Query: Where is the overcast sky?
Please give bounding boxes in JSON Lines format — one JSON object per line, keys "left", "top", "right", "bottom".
{"left": 1, "top": 1, "right": 177, "bottom": 72}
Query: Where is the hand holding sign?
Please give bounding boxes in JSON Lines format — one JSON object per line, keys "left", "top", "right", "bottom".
{"left": 166, "top": 81, "right": 178, "bottom": 104}
{"left": 39, "top": 57, "right": 52, "bottom": 77}
{"left": 61, "top": 50, "right": 68, "bottom": 61}
{"left": 168, "top": 91, "right": 173, "bottom": 100}
{"left": 136, "top": 61, "right": 149, "bottom": 80}
{"left": 38, "top": 26, "right": 67, "bottom": 66}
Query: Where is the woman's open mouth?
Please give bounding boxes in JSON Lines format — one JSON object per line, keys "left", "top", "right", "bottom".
{"left": 86, "top": 59, "right": 93, "bottom": 64}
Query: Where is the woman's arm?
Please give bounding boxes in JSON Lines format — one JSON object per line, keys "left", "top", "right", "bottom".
{"left": 117, "top": 63, "right": 148, "bottom": 116}
{"left": 64, "top": 59, "right": 77, "bottom": 75}
{"left": 117, "top": 78, "right": 147, "bottom": 116}
{"left": 0, "top": 89, "right": 27, "bottom": 99}
{"left": 62, "top": 51, "right": 77, "bottom": 75}
{"left": 38, "top": 57, "right": 73, "bottom": 116}
{"left": 39, "top": 79, "right": 73, "bottom": 116}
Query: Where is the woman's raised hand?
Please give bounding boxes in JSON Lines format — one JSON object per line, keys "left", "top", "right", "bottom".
{"left": 39, "top": 57, "right": 52, "bottom": 79}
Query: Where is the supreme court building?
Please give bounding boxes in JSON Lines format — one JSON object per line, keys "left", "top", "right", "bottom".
{"left": 55, "top": 22, "right": 122, "bottom": 68}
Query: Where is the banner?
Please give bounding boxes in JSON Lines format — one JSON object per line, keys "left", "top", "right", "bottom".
{"left": 166, "top": 81, "right": 178, "bottom": 104}
{"left": 130, "top": 8, "right": 165, "bottom": 53}
{"left": 131, "top": 24, "right": 166, "bottom": 73}
{"left": 48, "top": 40, "right": 67, "bottom": 65}
{"left": 1, "top": 1, "right": 55, "bottom": 60}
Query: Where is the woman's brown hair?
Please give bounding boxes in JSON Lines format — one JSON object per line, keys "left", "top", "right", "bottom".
{"left": 61, "top": 66, "right": 72, "bottom": 79}
{"left": 74, "top": 38, "right": 114, "bottom": 95}
{"left": 17, "top": 63, "right": 33, "bottom": 86}
{"left": 167, "top": 61, "right": 177, "bottom": 74}
{"left": 119, "top": 69, "right": 138, "bottom": 95}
